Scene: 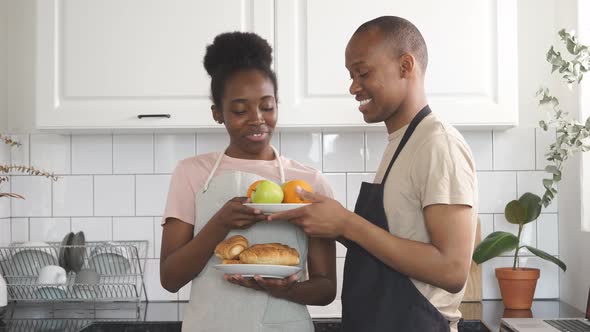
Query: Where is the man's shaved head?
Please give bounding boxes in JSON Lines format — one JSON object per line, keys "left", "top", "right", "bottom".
{"left": 354, "top": 16, "right": 428, "bottom": 72}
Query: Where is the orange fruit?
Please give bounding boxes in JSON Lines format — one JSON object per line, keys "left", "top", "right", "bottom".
{"left": 281, "top": 179, "right": 313, "bottom": 203}
{"left": 247, "top": 180, "right": 264, "bottom": 198}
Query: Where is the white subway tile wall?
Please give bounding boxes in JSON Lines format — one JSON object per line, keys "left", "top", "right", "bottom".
{"left": 71, "top": 135, "right": 112, "bottom": 175}
{"left": 113, "top": 134, "right": 154, "bottom": 174}
{"left": 52, "top": 175, "right": 93, "bottom": 217}
{"left": 0, "top": 128, "right": 561, "bottom": 304}
{"left": 493, "top": 128, "right": 536, "bottom": 170}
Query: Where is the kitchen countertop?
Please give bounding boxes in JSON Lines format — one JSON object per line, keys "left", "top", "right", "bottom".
{"left": 0, "top": 300, "right": 584, "bottom": 331}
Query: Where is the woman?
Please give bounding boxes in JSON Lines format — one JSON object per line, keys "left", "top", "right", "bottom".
{"left": 159, "top": 31, "right": 336, "bottom": 331}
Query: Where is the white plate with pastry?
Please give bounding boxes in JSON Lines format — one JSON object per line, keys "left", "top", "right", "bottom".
{"left": 243, "top": 203, "right": 309, "bottom": 215}
{"left": 214, "top": 236, "right": 302, "bottom": 278}
{"left": 213, "top": 264, "right": 301, "bottom": 279}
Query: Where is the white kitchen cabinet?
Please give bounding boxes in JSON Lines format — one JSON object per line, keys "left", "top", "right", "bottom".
{"left": 35, "top": 0, "right": 274, "bottom": 131}
{"left": 35, "top": 0, "right": 517, "bottom": 131}
{"left": 275, "top": 0, "right": 518, "bottom": 129}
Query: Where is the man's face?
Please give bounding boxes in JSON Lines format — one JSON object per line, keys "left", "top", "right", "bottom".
{"left": 345, "top": 29, "right": 407, "bottom": 124}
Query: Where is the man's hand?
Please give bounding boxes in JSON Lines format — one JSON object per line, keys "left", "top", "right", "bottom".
{"left": 268, "top": 189, "right": 351, "bottom": 238}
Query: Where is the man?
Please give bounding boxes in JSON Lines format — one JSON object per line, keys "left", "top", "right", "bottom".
{"left": 270, "top": 16, "right": 478, "bottom": 332}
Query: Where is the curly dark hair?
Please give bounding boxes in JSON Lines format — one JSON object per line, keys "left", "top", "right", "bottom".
{"left": 203, "top": 31, "right": 278, "bottom": 107}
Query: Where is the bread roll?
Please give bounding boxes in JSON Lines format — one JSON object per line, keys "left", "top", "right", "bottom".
{"left": 215, "top": 235, "right": 249, "bottom": 260}
{"left": 222, "top": 259, "right": 242, "bottom": 264}
{"left": 238, "top": 243, "right": 300, "bottom": 266}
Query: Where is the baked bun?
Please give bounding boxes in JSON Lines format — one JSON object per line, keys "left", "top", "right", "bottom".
{"left": 238, "top": 243, "right": 300, "bottom": 266}
{"left": 222, "top": 259, "right": 242, "bottom": 264}
{"left": 215, "top": 235, "right": 249, "bottom": 260}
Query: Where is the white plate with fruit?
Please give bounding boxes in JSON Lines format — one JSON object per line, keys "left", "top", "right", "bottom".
{"left": 245, "top": 179, "right": 312, "bottom": 215}
{"left": 243, "top": 203, "right": 309, "bottom": 215}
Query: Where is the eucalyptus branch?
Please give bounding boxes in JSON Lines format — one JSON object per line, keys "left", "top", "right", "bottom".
{"left": 537, "top": 29, "right": 590, "bottom": 208}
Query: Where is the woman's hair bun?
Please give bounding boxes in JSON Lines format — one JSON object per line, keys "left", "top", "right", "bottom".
{"left": 203, "top": 31, "right": 273, "bottom": 76}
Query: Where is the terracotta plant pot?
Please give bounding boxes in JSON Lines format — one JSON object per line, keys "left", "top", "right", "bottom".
{"left": 495, "top": 267, "right": 540, "bottom": 309}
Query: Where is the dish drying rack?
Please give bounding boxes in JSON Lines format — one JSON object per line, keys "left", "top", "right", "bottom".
{"left": 0, "top": 241, "right": 148, "bottom": 303}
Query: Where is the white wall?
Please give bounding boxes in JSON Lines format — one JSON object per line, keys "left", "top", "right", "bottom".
{"left": 556, "top": 0, "right": 590, "bottom": 313}
{"left": 0, "top": 0, "right": 8, "bottom": 131}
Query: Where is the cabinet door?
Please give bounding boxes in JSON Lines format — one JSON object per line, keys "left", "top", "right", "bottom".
{"left": 36, "top": 0, "right": 273, "bottom": 130}
{"left": 275, "top": 0, "right": 517, "bottom": 129}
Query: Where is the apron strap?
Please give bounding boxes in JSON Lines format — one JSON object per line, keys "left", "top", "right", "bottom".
{"left": 202, "top": 145, "right": 284, "bottom": 192}
{"left": 381, "top": 105, "right": 432, "bottom": 183}
{"left": 273, "top": 145, "right": 285, "bottom": 183}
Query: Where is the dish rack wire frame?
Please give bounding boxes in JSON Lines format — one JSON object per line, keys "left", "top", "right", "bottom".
{"left": 0, "top": 240, "right": 149, "bottom": 303}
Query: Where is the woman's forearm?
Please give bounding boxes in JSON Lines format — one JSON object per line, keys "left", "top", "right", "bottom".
{"left": 276, "top": 275, "right": 336, "bottom": 306}
{"left": 160, "top": 219, "right": 229, "bottom": 292}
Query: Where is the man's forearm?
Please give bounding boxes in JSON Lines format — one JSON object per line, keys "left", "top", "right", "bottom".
{"left": 342, "top": 214, "right": 467, "bottom": 293}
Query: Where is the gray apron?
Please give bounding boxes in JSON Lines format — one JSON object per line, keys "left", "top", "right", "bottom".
{"left": 182, "top": 147, "right": 314, "bottom": 332}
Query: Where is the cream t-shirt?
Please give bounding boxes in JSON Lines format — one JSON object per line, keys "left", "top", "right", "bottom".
{"left": 373, "top": 113, "right": 478, "bottom": 330}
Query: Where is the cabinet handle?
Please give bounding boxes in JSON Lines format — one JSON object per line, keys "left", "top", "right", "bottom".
{"left": 137, "top": 114, "right": 171, "bottom": 119}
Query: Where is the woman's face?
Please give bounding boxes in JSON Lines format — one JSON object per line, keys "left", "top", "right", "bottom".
{"left": 214, "top": 69, "right": 277, "bottom": 159}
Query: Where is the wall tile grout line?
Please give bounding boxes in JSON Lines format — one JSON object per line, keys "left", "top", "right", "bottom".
{"left": 111, "top": 134, "right": 114, "bottom": 174}
{"left": 491, "top": 130, "right": 495, "bottom": 171}
{"left": 534, "top": 128, "right": 538, "bottom": 170}
{"left": 70, "top": 134, "right": 73, "bottom": 174}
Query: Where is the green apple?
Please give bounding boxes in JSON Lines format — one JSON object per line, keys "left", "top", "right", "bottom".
{"left": 251, "top": 180, "right": 284, "bottom": 203}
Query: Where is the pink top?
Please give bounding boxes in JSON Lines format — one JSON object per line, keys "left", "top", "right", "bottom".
{"left": 162, "top": 152, "right": 333, "bottom": 225}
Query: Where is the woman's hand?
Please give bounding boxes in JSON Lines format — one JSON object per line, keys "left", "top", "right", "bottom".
{"left": 212, "top": 197, "right": 268, "bottom": 230}
{"left": 224, "top": 274, "right": 298, "bottom": 298}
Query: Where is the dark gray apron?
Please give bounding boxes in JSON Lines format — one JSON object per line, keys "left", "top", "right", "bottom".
{"left": 341, "top": 106, "right": 450, "bottom": 332}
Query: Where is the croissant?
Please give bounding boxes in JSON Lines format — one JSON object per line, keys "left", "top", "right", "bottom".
{"left": 238, "top": 243, "right": 300, "bottom": 266}
{"left": 222, "top": 259, "right": 242, "bottom": 264}
{"left": 215, "top": 235, "right": 249, "bottom": 260}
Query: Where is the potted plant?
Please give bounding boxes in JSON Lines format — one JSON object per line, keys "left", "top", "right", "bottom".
{"left": 0, "top": 135, "right": 57, "bottom": 199}
{"left": 473, "top": 29, "right": 589, "bottom": 310}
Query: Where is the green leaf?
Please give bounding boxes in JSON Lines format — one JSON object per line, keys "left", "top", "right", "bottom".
{"left": 566, "top": 37, "right": 579, "bottom": 55}
{"left": 473, "top": 232, "right": 519, "bottom": 264}
{"left": 525, "top": 246, "right": 567, "bottom": 271}
{"left": 543, "top": 178, "right": 553, "bottom": 189}
{"left": 539, "top": 120, "right": 548, "bottom": 131}
{"left": 544, "top": 165, "right": 560, "bottom": 175}
{"left": 505, "top": 200, "right": 526, "bottom": 224}
{"left": 519, "top": 192, "right": 542, "bottom": 223}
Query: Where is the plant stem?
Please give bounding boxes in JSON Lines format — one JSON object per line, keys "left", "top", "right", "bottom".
{"left": 513, "top": 224, "right": 524, "bottom": 269}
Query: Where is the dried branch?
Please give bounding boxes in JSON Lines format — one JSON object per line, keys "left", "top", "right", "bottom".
{"left": 0, "top": 192, "right": 24, "bottom": 199}
{"left": 0, "top": 135, "right": 21, "bottom": 147}
{"left": 0, "top": 165, "right": 58, "bottom": 181}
